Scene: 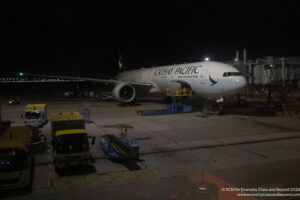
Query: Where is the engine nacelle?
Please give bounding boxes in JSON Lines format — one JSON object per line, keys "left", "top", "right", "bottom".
{"left": 113, "top": 83, "right": 136, "bottom": 103}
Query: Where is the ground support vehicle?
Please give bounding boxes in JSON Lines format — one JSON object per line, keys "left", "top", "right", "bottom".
{"left": 8, "top": 98, "right": 21, "bottom": 105}
{"left": 0, "top": 126, "right": 33, "bottom": 190}
{"left": 24, "top": 104, "right": 47, "bottom": 126}
{"left": 51, "top": 112, "right": 91, "bottom": 169}
{"left": 100, "top": 134, "right": 139, "bottom": 161}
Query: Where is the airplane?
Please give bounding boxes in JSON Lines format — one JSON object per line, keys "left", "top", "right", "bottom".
{"left": 22, "top": 59, "right": 247, "bottom": 104}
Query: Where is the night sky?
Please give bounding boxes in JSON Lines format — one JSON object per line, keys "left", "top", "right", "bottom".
{"left": 2, "top": 1, "right": 300, "bottom": 77}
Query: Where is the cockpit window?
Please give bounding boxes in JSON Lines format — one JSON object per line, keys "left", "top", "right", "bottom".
{"left": 223, "top": 72, "right": 242, "bottom": 77}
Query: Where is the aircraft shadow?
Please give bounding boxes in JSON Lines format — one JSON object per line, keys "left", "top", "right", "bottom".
{"left": 55, "top": 164, "right": 96, "bottom": 177}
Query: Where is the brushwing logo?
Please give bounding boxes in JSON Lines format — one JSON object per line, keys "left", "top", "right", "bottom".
{"left": 209, "top": 74, "right": 218, "bottom": 86}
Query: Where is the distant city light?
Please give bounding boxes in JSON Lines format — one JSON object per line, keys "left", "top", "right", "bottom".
{"left": 205, "top": 57, "right": 210, "bottom": 61}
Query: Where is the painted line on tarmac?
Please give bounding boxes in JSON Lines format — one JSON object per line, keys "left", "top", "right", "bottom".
{"left": 138, "top": 134, "right": 300, "bottom": 157}
{"left": 50, "top": 167, "right": 158, "bottom": 192}
{"left": 235, "top": 147, "right": 269, "bottom": 159}
{"left": 92, "top": 122, "right": 110, "bottom": 135}
{"left": 137, "top": 123, "right": 222, "bottom": 163}
{"left": 33, "top": 134, "right": 300, "bottom": 167}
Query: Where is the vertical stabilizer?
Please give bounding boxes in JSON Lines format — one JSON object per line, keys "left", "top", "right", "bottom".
{"left": 118, "top": 53, "right": 124, "bottom": 71}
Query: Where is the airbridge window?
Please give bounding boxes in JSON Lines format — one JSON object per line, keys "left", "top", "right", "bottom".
{"left": 223, "top": 72, "right": 242, "bottom": 77}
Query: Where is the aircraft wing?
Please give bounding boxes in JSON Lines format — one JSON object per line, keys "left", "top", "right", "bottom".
{"left": 23, "top": 73, "right": 153, "bottom": 86}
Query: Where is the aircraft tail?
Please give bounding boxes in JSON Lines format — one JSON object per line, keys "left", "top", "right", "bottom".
{"left": 118, "top": 53, "right": 124, "bottom": 71}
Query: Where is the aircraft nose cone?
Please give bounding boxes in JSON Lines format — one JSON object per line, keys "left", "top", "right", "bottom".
{"left": 235, "top": 76, "right": 247, "bottom": 91}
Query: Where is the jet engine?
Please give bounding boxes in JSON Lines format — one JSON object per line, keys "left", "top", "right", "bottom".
{"left": 113, "top": 83, "right": 136, "bottom": 103}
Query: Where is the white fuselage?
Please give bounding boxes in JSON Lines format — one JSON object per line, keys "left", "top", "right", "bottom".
{"left": 116, "top": 61, "right": 247, "bottom": 99}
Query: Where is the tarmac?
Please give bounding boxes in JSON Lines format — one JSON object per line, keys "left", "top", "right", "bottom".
{"left": 1, "top": 99, "right": 300, "bottom": 200}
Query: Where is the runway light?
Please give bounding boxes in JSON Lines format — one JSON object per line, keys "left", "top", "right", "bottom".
{"left": 205, "top": 57, "right": 210, "bottom": 61}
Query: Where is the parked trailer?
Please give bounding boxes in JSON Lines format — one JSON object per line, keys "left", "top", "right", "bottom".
{"left": 0, "top": 126, "right": 33, "bottom": 191}
{"left": 100, "top": 134, "right": 139, "bottom": 161}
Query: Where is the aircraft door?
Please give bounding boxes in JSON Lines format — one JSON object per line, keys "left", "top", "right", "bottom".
{"left": 142, "top": 71, "right": 149, "bottom": 82}
{"left": 199, "top": 69, "right": 209, "bottom": 84}
{"left": 201, "top": 69, "right": 209, "bottom": 78}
